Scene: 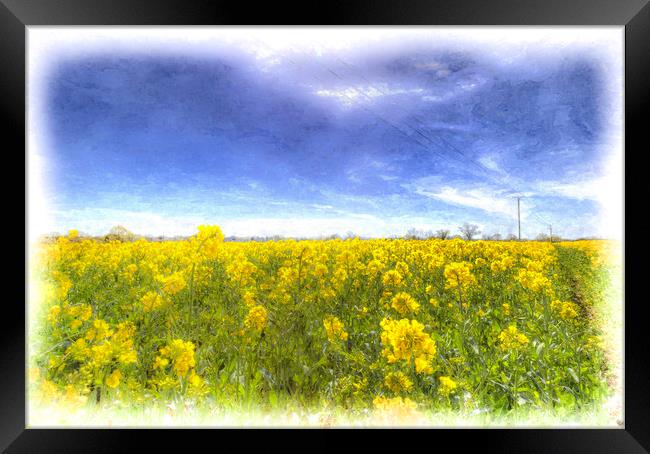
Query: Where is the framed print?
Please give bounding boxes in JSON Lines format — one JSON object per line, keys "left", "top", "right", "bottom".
{"left": 3, "top": 0, "right": 648, "bottom": 451}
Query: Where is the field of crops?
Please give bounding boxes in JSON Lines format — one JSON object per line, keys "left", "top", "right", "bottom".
{"left": 27, "top": 226, "right": 621, "bottom": 426}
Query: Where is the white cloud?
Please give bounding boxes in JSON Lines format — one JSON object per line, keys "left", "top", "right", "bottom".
{"left": 48, "top": 208, "right": 208, "bottom": 237}
{"left": 311, "top": 204, "right": 334, "bottom": 210}
{"left": 420, "top": 78, "right": 485, "bottom": 103}
{"left": 314, "top": 84, "right": 425, "bottom": 106}
{"left": 421, "top": 95, "right": 442, "bottom": 102}
{"left": 534, "top": 176, "right": 606, "bottom": 201}
{"left": 413, "top": 61, "right": 446, "bottom": 71}
{"left": 412, "top": 184, "right": 518, "bottom": 220}
{"left": 41, "top": 206, "right": 468, "bottom": 239}
{"left": 532, "top": 159, "right": 622, "bottom": 240}
{"left": 477, "top": 154, "right": 502, "bottom": 173}
{"left": 413, "top": 61, "right": 451, "bottom": 78}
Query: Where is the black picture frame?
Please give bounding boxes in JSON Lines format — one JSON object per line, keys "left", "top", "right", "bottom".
{"left": 4, "top": 0, "right": 648, "bottom": 451}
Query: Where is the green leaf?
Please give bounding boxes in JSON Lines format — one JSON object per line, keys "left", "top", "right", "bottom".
{"left": 269, "top": 390, "right": 278, "bottom": 407}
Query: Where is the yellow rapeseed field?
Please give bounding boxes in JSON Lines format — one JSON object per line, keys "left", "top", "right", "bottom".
{"left": 27, "top": 226, "right": 620, "bottom": 426}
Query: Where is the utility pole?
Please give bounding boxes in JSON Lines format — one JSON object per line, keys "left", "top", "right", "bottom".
{"left": 517, "top": 196, "right": 521, "bottom": 240}
{"left": 549, "top": 225, "right": 553, "bottom": 243}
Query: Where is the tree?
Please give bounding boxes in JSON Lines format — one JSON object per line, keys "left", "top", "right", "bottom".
{"left": 459, "top": 223, "right": 481, "bottom": 240}
{"left": 104, "top": 225, "right": 139, "bottom": 242}
{"left": 405, "top": 228, "right": 420, "bottom": 240}
{"left": 506, "top": 233, "right": 518, "bottom": 241}
{"left": 404, "top": 228, "right": 434, "bottom": 240}
{"left": 435, "top": 229, "right": 450, "bottom": 240}
{"left": 481, "top": 232, "right": 502, "bottom": 241}
{"left": 536, "top": 233, "right": 562, "bottom": 242}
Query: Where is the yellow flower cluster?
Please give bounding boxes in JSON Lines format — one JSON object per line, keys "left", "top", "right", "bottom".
{"left": 390, "top": 292, "right": 420, "bottom": 315}
{"left": 227, "top": 258, "right": 258, "bottom": 285}
{"left": 382, "top": 270, "right": 404, "bottom": 287}
{"left": 155, "top": 339, "right": 196, "bottom": 377}
{"left": 366, "top": 259, "right": 384, "bottom": 276}
{"left": 242, "top": 290, "right": 256, "bottom": 308}
{"left": 159, "top": 272, "right": 187, "bottom": 296}
{"left": 48, "top": 302, "right": 93, "bottom": 331}
{"left": 106, "top": 369, "right": 122, "bottom": 388}
{"left": 383, "top": 371, "right": 413, "bottom": 394}
{"left": 323, "top": 316, "right": 348, "bottom": 342}
{"left": 551, "top": 300, "right": 579, "bottom": 320}
{"left": 141, "top": 291, "right": 165, "bottom": 312}
{"left": 122, "top": 263, "right": 138, "bottom": 282}
{"left": 498, "top": 325, "right": 530, "bottom": 351}
{"left": 196, "top": 224, "right": 224, "bottom": 242}
{"left": 46, "top": 318, "right": 138, "bottom": 394}
{"left": 515, "top": 269, "right": 553, "bottom": 295}
{"left": 444, "top": 262, "right": 476, "bottom": 290}
{"left": 244, "top": 305, "right": 268, "bottom": 331}
{"left": 85, "top": 319, "right": 113, "bottom": 342}
{"left": 438, "top": 376, "right": 458, "bottom": 397}
{"left": 195, "top": 224, "right": 225, "bottom": 258}
{"left": 490, "top": 255, "right": 515, "bottom": 273}
{"left": 380, "top": 318, "right": 436, "bottom": 374}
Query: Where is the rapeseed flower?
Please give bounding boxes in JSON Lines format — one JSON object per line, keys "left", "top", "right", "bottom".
{"left": 156, "top": 339, "right": 196, "bottom": 377}
{"left": 382, "top": 270, "right": 404, "bottom": 287}
{"left": 323, "top": 316, "right": 348, "bottom": 342}
{"left": 380, "top": 318, "right": 436, "bottom": 374}
{"left": 515, "top": 269, "right": 553, "bottom": 295}
{"left": 244, "top": 305, "right": 268, "bottom": 331}
{"left": 160, "top": 272, "right": 186, "bottom": 296}
{"left": 444, "top": 262, "right": 476, "bottom": 290}
{"left": 105, "top": 369, "right": 121, "bottom": 388}
{"left": 85, "top": 319, "right": 113, "bottom": 342}
{"left": 438, "top": 376, "right": 458, "bottom": 397}
{"left": 384, "top": 371, "right": 413, "bottom": 394}
{"left": 390, "top": 292, "right": 420, "bottom": 315}
{"left": 498, "top": 325, "right": 530, "bottom": 351}
{"left": 141, "top": 291, "right": 163, "bottom": 312}
{"left": 551, "top": 300, "right": 579, "bottom": 320}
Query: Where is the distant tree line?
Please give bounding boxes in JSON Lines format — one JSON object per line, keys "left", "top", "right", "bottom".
{"left": 41, "top": 224, "right": 579, "bottom": 243}
{"left": 400, "top": 223, "right": 566, "bottom": 242}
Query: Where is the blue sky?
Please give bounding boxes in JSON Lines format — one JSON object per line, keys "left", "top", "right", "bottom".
{"left": 29, "top": 29, "right": 623, "bottom": 239}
